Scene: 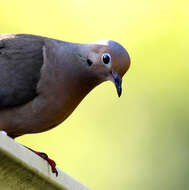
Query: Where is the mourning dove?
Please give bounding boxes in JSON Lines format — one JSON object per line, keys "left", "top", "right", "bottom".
{"left": 0, "top": 34, "right": 130, "bottom": 175}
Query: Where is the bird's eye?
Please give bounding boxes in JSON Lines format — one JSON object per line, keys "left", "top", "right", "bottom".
{"left": 101, "top": 53, "right": 111, "bottom": 66}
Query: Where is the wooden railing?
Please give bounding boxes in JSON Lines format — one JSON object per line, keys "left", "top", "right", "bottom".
{"left": 0, "top": 132, "right": 91, "bottom": 190}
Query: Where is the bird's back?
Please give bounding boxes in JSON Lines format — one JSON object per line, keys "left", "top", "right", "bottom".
{"left": 0, "top": 34, "right": 44, "bottom": 108}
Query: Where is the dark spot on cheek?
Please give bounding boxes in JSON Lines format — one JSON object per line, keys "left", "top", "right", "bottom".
{"left": 87, "top": 58, "right": 93, "bottom": 66}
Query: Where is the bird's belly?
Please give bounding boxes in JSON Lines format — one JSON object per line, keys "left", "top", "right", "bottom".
{"left": 0, "top": 95, "right": 75, "bottom": 138}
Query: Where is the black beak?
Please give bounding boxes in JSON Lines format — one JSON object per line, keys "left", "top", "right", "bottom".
{"left": 111, "top": 71, "right": 122, "bottom": 97}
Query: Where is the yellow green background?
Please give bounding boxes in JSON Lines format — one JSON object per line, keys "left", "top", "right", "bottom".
{"left": 1, "top": 0, "right": 188, "bottom": 189}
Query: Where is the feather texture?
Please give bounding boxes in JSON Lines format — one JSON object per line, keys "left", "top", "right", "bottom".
{"left": 0, "top": 34, "right": 44, "bottom": 108}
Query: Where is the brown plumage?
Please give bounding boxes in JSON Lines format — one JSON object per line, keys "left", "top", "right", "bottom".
{"left": 0, "top": 34, "right": 130, "bottom": 138}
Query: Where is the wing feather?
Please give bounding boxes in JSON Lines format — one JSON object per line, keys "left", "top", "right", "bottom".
{"left": 0, "top": 34, "right": 44, "bottom": 108}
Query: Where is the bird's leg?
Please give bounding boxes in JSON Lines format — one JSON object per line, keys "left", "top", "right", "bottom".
{"left": 26, "top": 147, "right": 58, "bottom": 176}
{"left": 0, "top": 130, "right": 58, "bottom": 176}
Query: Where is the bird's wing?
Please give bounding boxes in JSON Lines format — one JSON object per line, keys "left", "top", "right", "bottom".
{"left": 0, "top": 34, "right": 44, "bottom": 108}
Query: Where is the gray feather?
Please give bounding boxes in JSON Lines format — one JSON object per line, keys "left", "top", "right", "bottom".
{"left": 0, "top": 34, "right": 44, "bottom": 108}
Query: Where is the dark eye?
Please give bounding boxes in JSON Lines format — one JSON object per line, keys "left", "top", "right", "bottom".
{"left": 102, "top": 53, "right": 111, "bottom": 66}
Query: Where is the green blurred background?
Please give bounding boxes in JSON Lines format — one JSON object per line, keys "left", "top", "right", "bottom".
{"left": 1, "top": 0, "right": 189, "bottom": 189}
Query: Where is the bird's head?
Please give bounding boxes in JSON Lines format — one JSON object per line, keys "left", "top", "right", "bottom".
{"left": 79, "top": 40, "right": 130, "bottom": 97}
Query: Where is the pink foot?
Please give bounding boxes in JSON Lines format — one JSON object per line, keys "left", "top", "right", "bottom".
{"left": 27, "top": 147, "right": 58, "bottom": 176}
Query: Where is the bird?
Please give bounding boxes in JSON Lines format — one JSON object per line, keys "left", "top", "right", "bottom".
{"left": 0, "top": 34, "right": 130, "bottom": 176}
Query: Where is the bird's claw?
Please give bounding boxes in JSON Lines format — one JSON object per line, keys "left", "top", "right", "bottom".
{"left": 26, "top": 147, "right": 59, "bottom": 177}
{"left": 38, "top": 152, "right": 58, "bottom": 177}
